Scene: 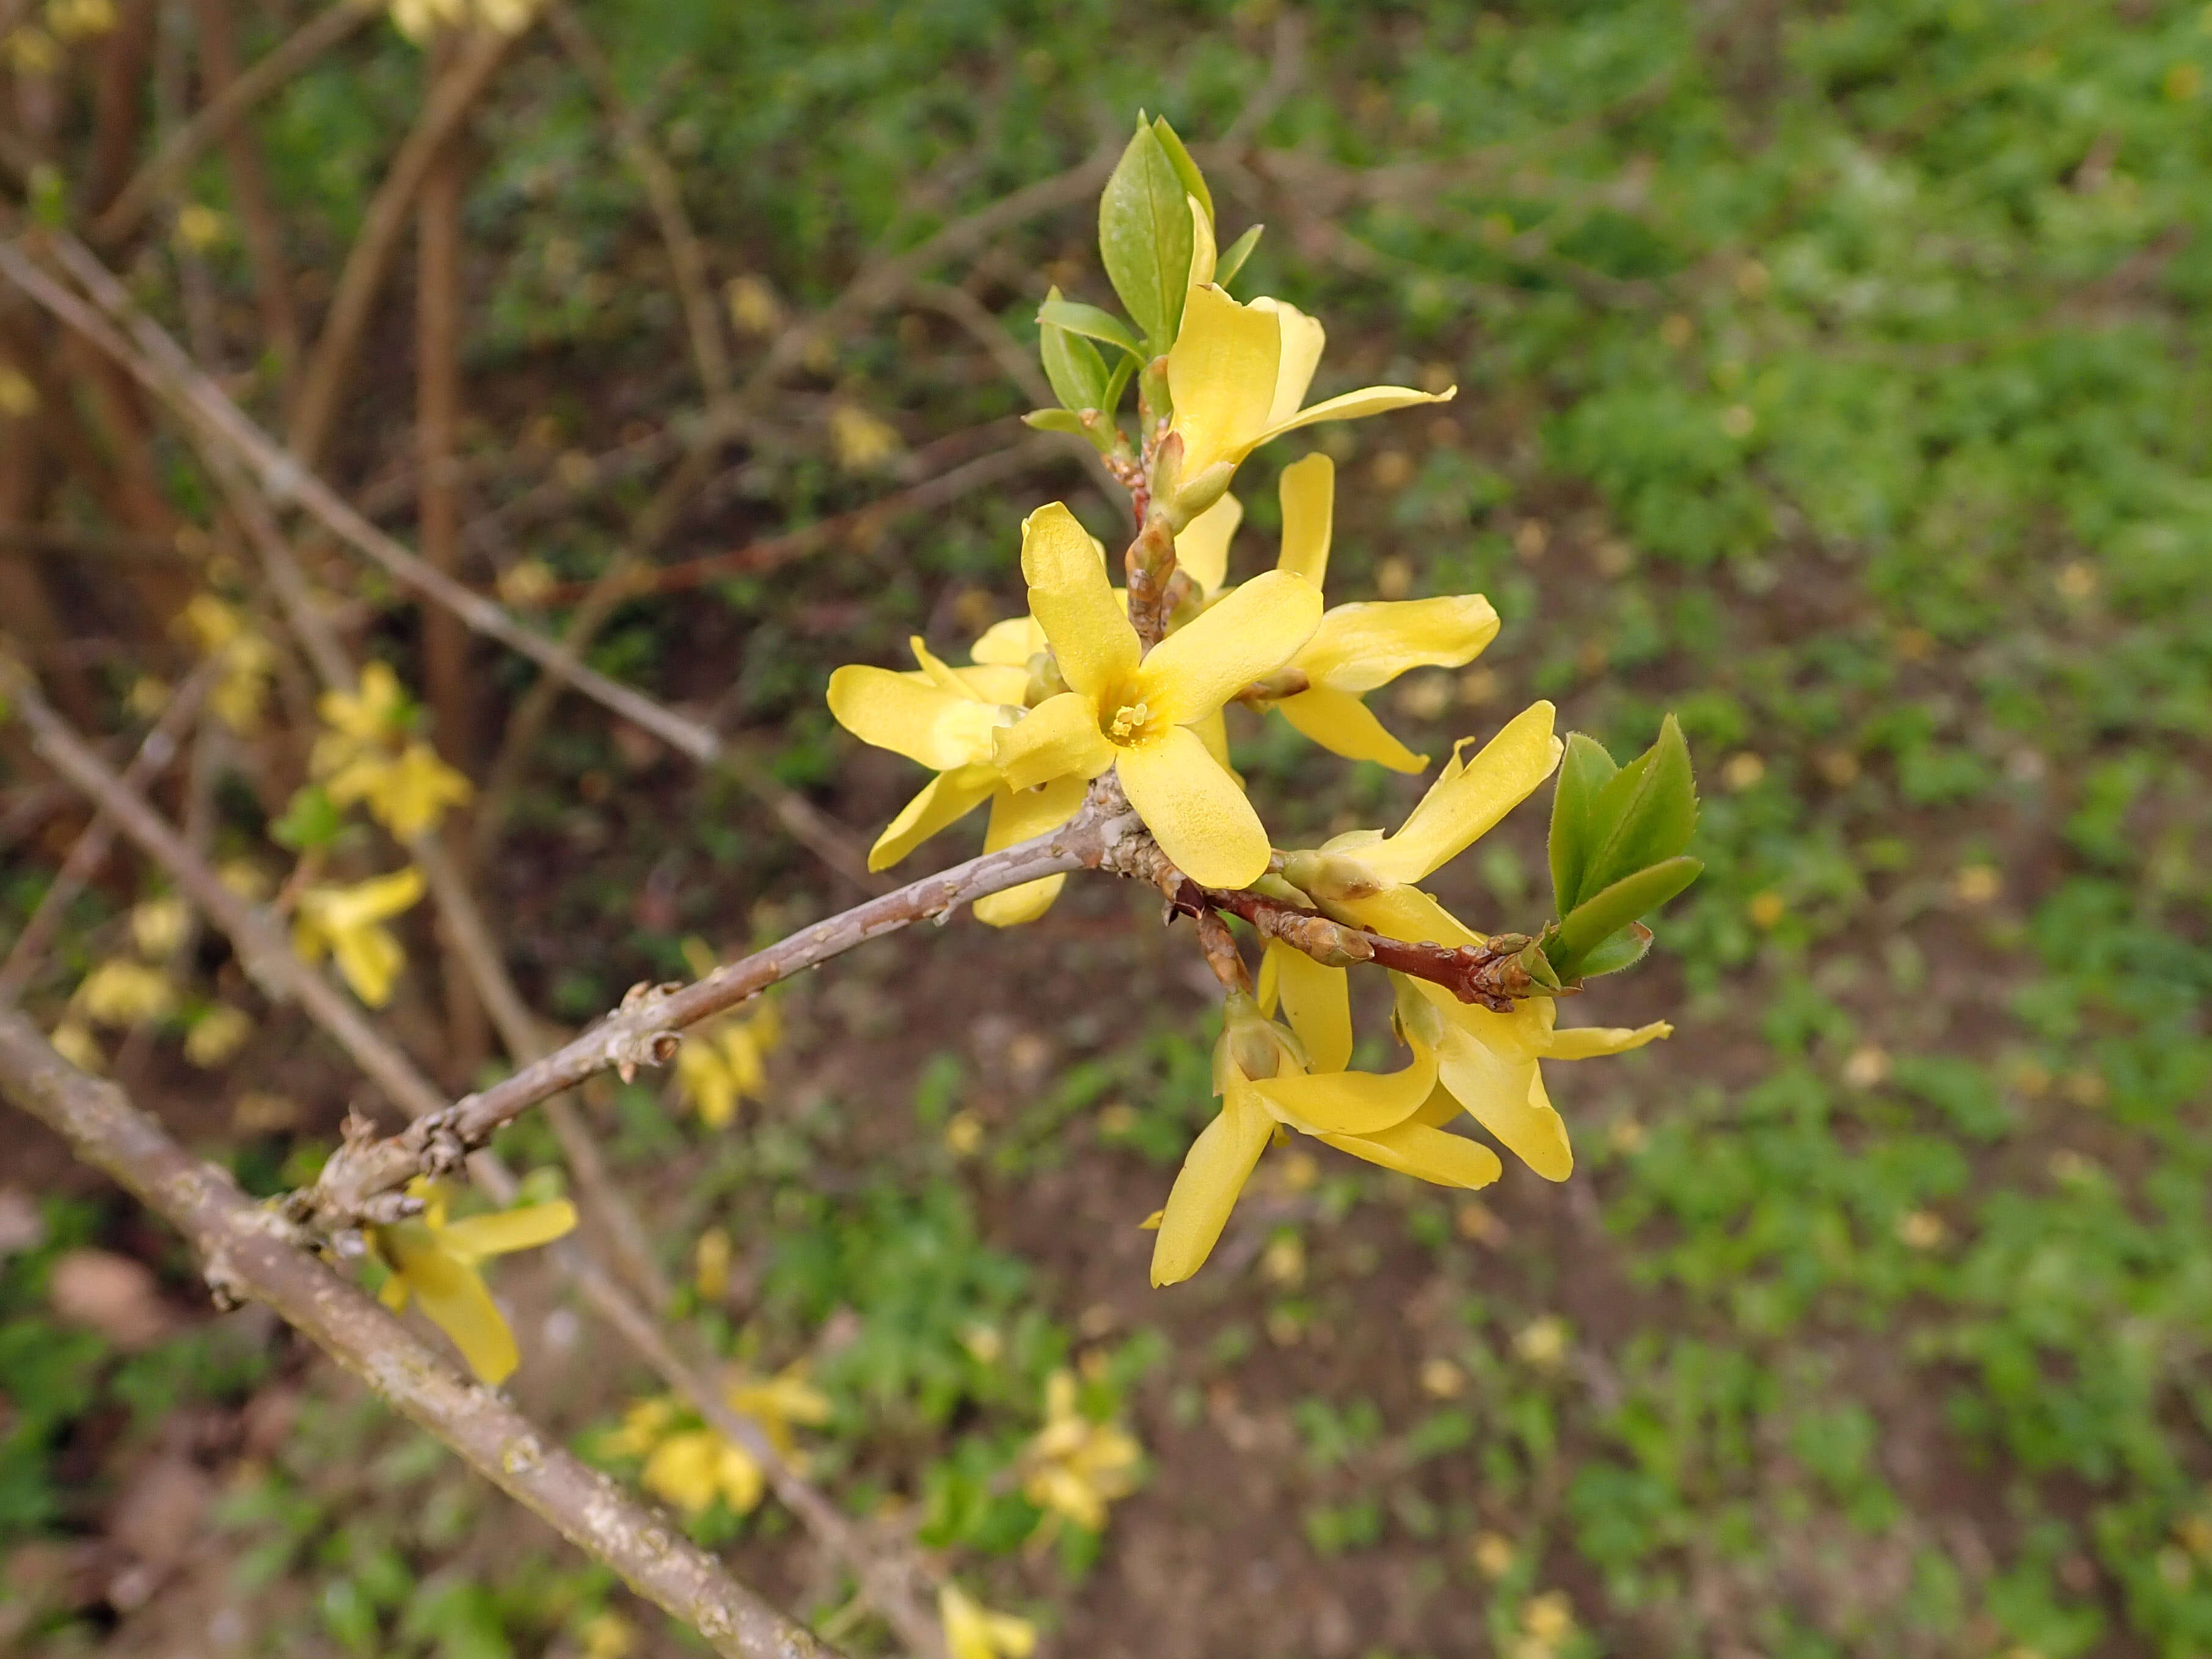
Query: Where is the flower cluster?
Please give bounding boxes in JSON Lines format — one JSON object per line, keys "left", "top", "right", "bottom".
{"left": 826, "top": 120, "right": 1701, "bottom": 1288}
{"left": 600, "top": 1363, "right": 831, "bottom": 1516}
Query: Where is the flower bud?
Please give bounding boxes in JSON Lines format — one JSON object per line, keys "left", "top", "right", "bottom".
{"left": 1280, "top": 848, "right": 1391, "bottom": 904}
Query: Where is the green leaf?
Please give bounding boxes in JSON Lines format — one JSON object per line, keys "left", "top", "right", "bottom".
{"left": 1550, "top": 856, "right": 1703, "bottom": 979}
{"left": 1215, "top": 223, "right": 1263, "bottom": 289}
{"left": 1547, "top": 732, "right": 1619, "bottom": 914}
{"left": 1149, "top": 115, "right": 1213, "bottom": 228}
{"left": 1098, "top": 119, "right": 1195, "bottom": 351}
{"left": 1037, "top": 289, "right": 1112, "bottom": 412}
{"left": 1035, "top": 296, "right": 1144, "bottom": 358}
{"left": 1577, "top": 714, "right": 1698, "bottom": 903}
{"left": 272, "top": 784, "right": 343, "bottom": 852}
{"left": 1100, "top": 350, "right": 1136, "bottom": 419}
{"left": 1022, "top": 408, "right": 1088, "bottom": 434}
{"left": 1572, "top": 924, "right": 1653, "bottom": 979}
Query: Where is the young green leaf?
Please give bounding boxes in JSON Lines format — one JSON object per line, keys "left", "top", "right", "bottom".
{"left": 1023, "top": 408, "right": 1089, "bottom": 434}
{"left": 1214, "top": 223, "right": 1263, "bottom": 288}
{"left": 1549, "top": 856, "right": 1702, "bottom": 979}
{"left": 1035, "top": 296, "right": 1144, "bottom": 359}
{"left": 1577, "top": 714, "right": 1698, "bottom": 902}
{"left": 1098, "top": 120, "right": 1195, "bottom": 352}
{"left": 1572, "top": 924, "right": 1653, "bottom": 979}
{"left": 1547, "top": 732, "right": 1620, "bottom": 914}
{"left": 272, "top": 784, "right": 343, "bottom": 852}
{"left": 1149, "top": 115, "right": 1213, "bottom": 229}
{"left": 1038, "top": 289, "right": 1112, "bottom": 412}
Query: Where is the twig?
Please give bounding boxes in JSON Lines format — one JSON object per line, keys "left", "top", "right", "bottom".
{"left": 0, "top": 1013, "right": 842, "bottom": 1659}
{"left": 0, "top": 655, "right": 216, "bottom": 1007}
{"left": 546, "top": 2, "right": 730, "bottom": 401}
{"left": 287, "top": 20, "right": 524, "bottom": 469}
{"left": 95, "top": 0, "right": 382, "bottom": 245}
{"left": 312, "top": 787, "right": 1142, "bottom": 1219}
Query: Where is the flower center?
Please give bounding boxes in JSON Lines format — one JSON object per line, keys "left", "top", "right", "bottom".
{"left": 1106, "top": 700, "right": 1151, "bottom": 744}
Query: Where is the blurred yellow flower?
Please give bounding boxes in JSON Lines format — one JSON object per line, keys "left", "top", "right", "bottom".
{"left": 829, "top": 404, "right": 903, "bottom": 471}
{"left": 674, "top": 1001, "right": 779, "bottom": 1129}
{"left": 183, "top": 1004, "right": 254, "bottom": 1068}
{"left": 369, "top": 1180, "right": 575, "bottom": 1384}
{"left": 312, "top": 664, "right": 472, "bottom": 840}
{"left": 179, "top": 595, "right": 276, "bottom": 734}
{"left": 44, "top": 0, "right": 115, "bottom": 42}
{"left": 577, "top": 1611, "right": 634, "bottom": 1659}
{"left": 173, "top": 203, "right": 225, "bottom": 251}
{"left": 938, "top": 1585, "right": 1035, "bottom": 1659}
{"left": 129, "top": 895, "right": 190, "bottom": 960}
{"left": 990, "top": 502, "right": 1320, "bottom": 888}
{"left": 0, "top": 363, "right": 37, "bottom": 417}
{"left": 76, "top": 958, "right": 176, "bottom": 1027}
{"left": 50, "top": 1019, "right": 103, "bottom": 1073}
{"left": 611, "top": 1365, "right": 831, "bottom": 1516}
{"left": 1020, "top": 1368, "right": 1140, "bottom": 1533}
{"left": 292, "top": 867, "right": 426, "bottom": 1006}
{"left": 389, "top": 0, "right": 537, "bottom": 45}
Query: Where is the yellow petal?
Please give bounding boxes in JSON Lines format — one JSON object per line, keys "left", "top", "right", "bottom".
{"left": 1276, "top": 453, "right": 1334, "bottom": 589}
{"left": 1548, "top": 1020, "right": 1674, "bottom": 1060}
{"left": 1334, "top": 884, "right": 1486, "bottom": 951}
{"left": 436, "top": 1199, "right": 578, "bottom": 1264}
{"left": 993, "top": 691, "right": 1117, "bottom": 793}
{"left": 716, "top": 1442, "right": 766, "bottom": 1515}
{"left": 908, "top": 635, "right": 985, "bottom": 699}
{"left": 643, "top": 1432, "right": 725, "bottom": 1514}
{"left": 1361, "top": 701, "right": 1561, "bottom": 885}
{"left": 973, "top": 776, "right": 1086, "bottom": 927}
{"left": 1252, "top": 298, "right": 1327, "bottom": 425}
{"left": 1174, "top": 491, "right": 1242, "bottom": 596}
{"left": 1321, "top": 1120, "right": 1503, "bottom": 1189}
{"left": 951, "top": 663, "right": 1032, "bottom": 704}
{"left": 970, "top": 614, "right": 1045, "bottom": 667}
{"left": 1294, "top": 596, "right": 1500, "bottom": 694}
{"left": 1021, "top": 503, "right": 1139, "bottom": 701}
{"left": 331, "top": 921, "right": 405, "bottom": 1007}
{"left": 827, "top": 665, "right": 1004, "bottom": 771}
{"left": 1166, "top": 284, "right": 1282, "bottom": 477}
{"left": 1254, "top": 1039, "right": 1436, "bottom": 1134}
{"left": 1434, "top": 1021, "right": 1571, "bottom": 1181}
{"left": 869, "top": 765, "right": 999, "bottom": 870}
{"left": 1275, "top": 687, "right": 1427, "bottom": 773}
{"left": 1189, "top": 707, "right": 1235, "bottom": 776}
{"left": 1134, "top": 569, "right": 1322, "bottom": 727}
{"left": 678, "top": 1038, "right": 738, "bottom": 1127}
{"left": 1250, "top": 381, "right": 1456, "bottom": 449}
{"left": 1117, "top": 725, "right": 1272, "bottom": 889}
{"left": 1186, "top": 193, "right": 1216, "bottom": 289}
{"left": 385, "top": 1234, "right": 520, "bottom": 1384}
{"left": 1150, "top": 1073, "right": 1274, "bottom": 1286}
{"left": 1263, "top": 943, "right": 1352, "bottom": 1072}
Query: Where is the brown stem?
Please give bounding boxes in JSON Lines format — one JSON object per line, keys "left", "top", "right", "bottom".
{"left": 0, "top": 1013, "right": 842, "bottom": 1659}
{"left": 188, "top": 0, "right": 302, "bottom": 388}
{"left": 95, "top": 0, "right": 381, "bottom": 245}
{"left": 82, "top": 0, "right": 159, "bottom": 216}
{"left": 287, "top": 20, "right": 522, "bottom": 470}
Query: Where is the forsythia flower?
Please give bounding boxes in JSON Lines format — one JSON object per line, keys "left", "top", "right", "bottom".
{"left": 1176, "top": 455, "right": 1500, "bottom": 772}
{"left": 828, "top": 404, "right": 903, "bottom": 471}
{"left": 369, "top": 1180, "right": 576, "bottom": 1384}
{"left": 75, "top": 958, "right": 176, "bottom": 1027}
{"left": 313, "top": 663, "right": 472, "bottom": 840}
{"left": 389, "top": 0, "right": 537, "bottom": 44}
{"left": 50, "top": 1019, "right": 103, "bottom": 1073}
{"left": 827, "top": 635, "right": 1084, "bottom": 926}
{"left": 938, "top": 1586, "right": 1037, "bottom": 1659}
{"left": 990, "top": 502, "right": 1321, "bottom": 888}
{"left": 1162, "top": 222, "right": 1452, "bottom": 516}
{"left": 1271, "top": 704, "right": 1670, "bottom": 1183}
{"left": 674, "top": 1001, "right": 780, "bottom": 1129}
{"left": 292, "top": 867, "right": 426, "bottom": 1006}
{"left": 606, "top": 1365, "right": 831, "bottom": 1516}
{"left": 178, "top": 595, "right": 276, "bottom": 734}
{"left": 183, "top": 1003, "right": 254, "bottom": 1067}
{"left": 130, "top": 895, "right": 190, "bottom": 958}
{"left": 1021, "top": 1368, "right": 1141, "bottom": 1533}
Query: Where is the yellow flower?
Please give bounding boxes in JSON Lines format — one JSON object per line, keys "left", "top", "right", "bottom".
{"left": 183, "top": 1004, "right": 254, "bottom": 1067}
{"left": 827, "top": 635, "right": 1085, "bottom": 925}
{"left": 129, "top": 895, "right": 190, "bottom": 959}
{"left": 179, "top": 595, "right": 276, "bottom": 734}
{"left": 577, "top": 1611, "right": 635, "bottom": 1659}
{"left": 389, "top": 0, "right": 536, "bottom": 43}
{"left": 613, "top": 1365, "right": 831, "bottom": 1517}
{"left": 1163, "top": 280, "right": 1453, "bottom": 515}
{"left": 329, "top": 741, "right": 474, "bottom": 840}
{"left": 990, "top": 502, "right": 1321, "bottom": 889}
{"left": 673, "top": 1002, "right": 779, "bottom": 1129}
{"left": 1180, "top": 456, "right": 1500, "bottom": 773}
{"left": 45, "top": 0, "right": 115, "bottom": 42}
{"left": 1021, "top": 1368, "right": 1141, "bottom": 1533}
{"left": 75, "top": 958, "right": 176, "bottom": 1027}
{"left": 369, "top": 1180, "right": 576, "bottom": 1384}
{"left": 829, "top": 404, "right": 903, "bottom": 471}
{"left": 315, "top": 661, "right": 409, "bottom": 759}
{"left": 173, "top": 203, "right": 225, "bottom": 252}
{"left": 1269, "top": 706, "right": 1672, "bottom": 1182}
{"left": 939, "top": 1585, "right": 1036, "bottom": 1659}
{"left": 50, "top": 1019, "right": 103, "bottom": 1073}
{"left": 293, "top": 868, "right": 426, "bottom": 1006}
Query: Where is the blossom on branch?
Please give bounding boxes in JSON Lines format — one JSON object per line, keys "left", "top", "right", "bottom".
{"left": 369, "top": 1180, "right": 576, "bottom": 1384}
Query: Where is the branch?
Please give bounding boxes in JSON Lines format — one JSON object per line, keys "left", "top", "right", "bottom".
{"left": 1115, "top": 836, "right": 1553, "bottom": 1013}
{"left": 95, "top": 0, "right": 382, "bottom": 244}
{"left": 0, "top": 1012, "right": 841, "bottom": 1659}
{"left": 312, "top": 788, "right": 1141, "bottom": 1222}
